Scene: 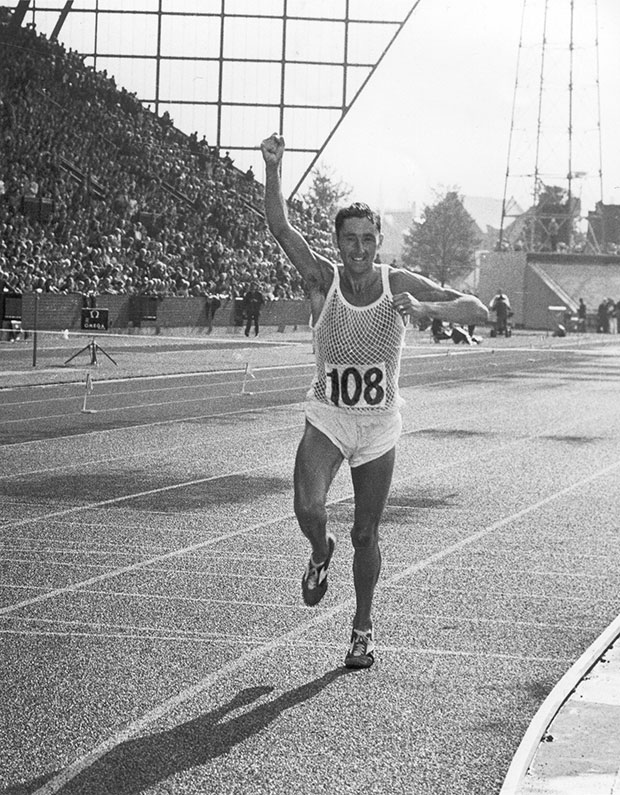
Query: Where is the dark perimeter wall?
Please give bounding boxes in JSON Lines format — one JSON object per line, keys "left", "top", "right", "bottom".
{"left": 2, "top": 295, "right": 311, "bottom": 333}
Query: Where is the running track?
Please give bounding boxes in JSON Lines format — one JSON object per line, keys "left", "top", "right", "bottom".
{"left": 2, "top": 336, "right": 620, "bottom": 794}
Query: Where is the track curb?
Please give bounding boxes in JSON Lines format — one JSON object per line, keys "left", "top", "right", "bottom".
{"left": 499, "top": 612, "right": 620, "bottom": 794}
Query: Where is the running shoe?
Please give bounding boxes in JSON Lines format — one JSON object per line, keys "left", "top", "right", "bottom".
{"left": 301, "top": 533, "right": 335, "bottom": 606}
{"left": 344, "top": 628, "right": 375, "bottom": 669}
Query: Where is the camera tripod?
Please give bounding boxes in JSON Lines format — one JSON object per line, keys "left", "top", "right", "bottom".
{"left": 65, "top": 337, "right": 117, "bottom": 366}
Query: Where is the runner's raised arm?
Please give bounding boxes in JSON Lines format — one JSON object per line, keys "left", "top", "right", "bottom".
{"left": 261, "top": 133, "right": 331, "bottom": 288}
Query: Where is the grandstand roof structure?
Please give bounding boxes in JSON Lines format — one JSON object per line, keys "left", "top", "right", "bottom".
{"left": 7, "top": 0, "right": 421, "bottom": 199}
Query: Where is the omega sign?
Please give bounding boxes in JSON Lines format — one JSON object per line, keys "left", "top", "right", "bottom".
{"left": 81, "top": 308, "right": 109, "bottom": 331}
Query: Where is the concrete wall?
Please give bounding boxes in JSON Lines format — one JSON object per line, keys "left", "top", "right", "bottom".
{"left": 477, "top": 251, "right": 528, "bottom": 326}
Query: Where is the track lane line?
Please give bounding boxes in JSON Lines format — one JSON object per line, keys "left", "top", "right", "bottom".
{"left": 0, "top": 366, "right": 579, "bottom": 451}
{"left": 0, "top": 402, "right": 304, "bottom": 447}
{"left": 0, "top": 347, "right": 569, "bottom": 438}
{"left": 28, "top": 454, "right": 620, "bottom": 795}
{"left": 0, "top": 410, "right": 612, "bottom": 598}
{"left": 0, "top": 515, "right": 298, "bottom": 617}
{"left": 0, "top": 421, "right": 301, "bottom": 479}
{"left": 0, "top": 627, "right": 577, "bottom": 667}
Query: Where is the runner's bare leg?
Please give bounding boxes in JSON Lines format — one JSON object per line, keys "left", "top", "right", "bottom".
{"left": 350, "top": 448, "right": 396, "bottom": 631}
{"left": 293, "top": 421, "right": 343, "bottom": 562}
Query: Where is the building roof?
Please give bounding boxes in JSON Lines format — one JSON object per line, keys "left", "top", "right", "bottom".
{"left": 462, "top": 195, "right": 524, "bottom": 235}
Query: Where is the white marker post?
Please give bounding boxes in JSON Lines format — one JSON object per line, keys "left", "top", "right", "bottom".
{"left": 81, "top": 372, "right": 97, "bottom": 413}
{"left": 241, "top": 362, "right": 255, "bottom": 395}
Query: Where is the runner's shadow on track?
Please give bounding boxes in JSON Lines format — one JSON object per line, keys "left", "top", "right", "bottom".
{"left": 4, "top": 667, "right": 351, "bottom": 795}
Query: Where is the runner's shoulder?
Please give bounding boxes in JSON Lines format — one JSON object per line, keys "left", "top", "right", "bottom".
{"left": 387, "top": 267, "right": 444, "bottom": 298}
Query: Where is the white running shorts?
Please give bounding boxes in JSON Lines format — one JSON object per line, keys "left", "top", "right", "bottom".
{"left": 304, "top": 400, "right": 402, "bottom": 468}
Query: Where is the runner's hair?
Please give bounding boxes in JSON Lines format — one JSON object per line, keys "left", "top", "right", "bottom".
{"left": 334, "top": 203, "right": 381, "bottom": 236}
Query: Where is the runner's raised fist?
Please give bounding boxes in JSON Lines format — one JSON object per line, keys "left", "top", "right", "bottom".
{"left": 261, "top": 133, "right": 285, "bottom": 165}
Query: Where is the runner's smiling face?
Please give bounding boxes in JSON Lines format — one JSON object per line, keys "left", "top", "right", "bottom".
{"left": 335, "top": 217, "right": 382, "bottom": 276}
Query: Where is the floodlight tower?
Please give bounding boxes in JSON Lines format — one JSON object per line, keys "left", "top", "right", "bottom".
{"left": 499, "top": 0, "right": 604, "bottom": 252}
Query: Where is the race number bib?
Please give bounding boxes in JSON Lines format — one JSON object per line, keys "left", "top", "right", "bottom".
{"left": 324, "top": 362, "right": 387, "bottom": 408}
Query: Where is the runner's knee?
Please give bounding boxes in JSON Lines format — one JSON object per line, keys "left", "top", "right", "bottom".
{"left": 350, "top": 522, "right": 379, "bottom": 549}
{"left": 294, "top": 494, "right": 327, "bottom": 528}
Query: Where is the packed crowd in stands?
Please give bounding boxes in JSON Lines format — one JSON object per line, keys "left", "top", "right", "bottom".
{"left": 0, "top": 10, "right": 338, "bottom": 303}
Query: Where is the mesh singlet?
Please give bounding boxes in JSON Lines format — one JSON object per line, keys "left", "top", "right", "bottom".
{"left": 308, "top": 264, "right": 406, "bottom": 413}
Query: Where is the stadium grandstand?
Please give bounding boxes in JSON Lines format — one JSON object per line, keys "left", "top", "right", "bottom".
{"left": 0, "top": 5, "right": 348, "bottom": 326}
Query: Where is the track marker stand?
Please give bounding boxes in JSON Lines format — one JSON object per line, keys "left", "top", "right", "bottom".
{"left": 65, "top": 336, "right": 117, "bottom": 367}
{"left": 81, "top": 372, "right": 96, "bottom": 414}
{"left": 241, "top": 362, "right": 256, "bottom": 395}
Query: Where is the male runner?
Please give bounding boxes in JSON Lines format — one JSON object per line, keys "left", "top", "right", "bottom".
{"left": 261, "top": 133, "right": 488, "bottom": 669}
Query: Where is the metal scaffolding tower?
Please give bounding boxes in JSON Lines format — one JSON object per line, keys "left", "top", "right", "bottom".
{"left": 499, "top": 0, "right": 604, "bottom": 252}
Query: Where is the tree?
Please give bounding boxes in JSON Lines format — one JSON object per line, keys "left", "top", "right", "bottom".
{"left": 401, "top": 190, "right": 479, "bottom": 286}
{"left": 302, "top": 165, "right": 352, "bottom": 226}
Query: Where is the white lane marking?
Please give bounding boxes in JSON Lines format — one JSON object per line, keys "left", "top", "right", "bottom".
{"left": 0, "top": 546, "right": 291, "bottom": 562}
{"left": 386, "top": 586, "right": 599, "bottom": 603}
{"left": 392, "top": 564, "right": 620, "bottom": 582}
{"left": 0, "top": 517, "right": 297, "bottom": 617}
{"left": 30, "top": 455, "right": 620, "bottom": 795}
{"left": 0, "top": 559, "right": 297, "bottom": 584}
{"left": 383, "top": 456, "right": 620, "bottom": 592}
{"left": 0, "top": 614, "right": 275, "bottom": 639}
{"left": 0, "top": 416, "right": 555, "bottom": 588}
{"left": 0, "top": 351, "right": 519, "bottom": 415}
{"left": 1, "top": 368, "right": 318, "bottom": 408}
{"left": 1, "top": 345, "right": 598, "bottom": 446}
{"left": 0, "top": 456, "right": 292, "bottom": 531}
{"left": 0, "top": 627, "right": 574, "bottom": 666}
{"left": 0, "top": 390, "right": 268, "bottom": 424}
{"left": 386, "top": 613, "right": 598, "bottom": 631}
{"left": 0, "top": 410, "right": 610, "bottom": 601}
{"left": 1, "top": 368, "right": 314, "bottom": 422}
{"left": 0, "top": 610, "right": 594, "bottom": 637}
{"left": 2, "top": 347, "right": 499, "bottom": 401}
{"left": 0, "top": 629, "right": 245, "bottom": 643}
{"left": 0, "top": 423, "right": 301, "bottom": 480}
{"left": 0, "top": 585, "right": 298, "bottom": 610}
{"left": 0, "top": 402, "right": 303, "bottom": 448}
{"left": 0, "top": 360, "right": 315, "bottom": 400}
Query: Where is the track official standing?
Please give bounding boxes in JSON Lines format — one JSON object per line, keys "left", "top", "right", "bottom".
{"left": 243, "top": 281, "right": 265, "bottom": 337}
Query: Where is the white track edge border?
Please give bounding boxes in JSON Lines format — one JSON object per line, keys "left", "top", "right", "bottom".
{"left": 499, "top": 612, "right": 620, "bottom": 794}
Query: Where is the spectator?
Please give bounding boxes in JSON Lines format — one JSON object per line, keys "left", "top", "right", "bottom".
{"left": 548, "top": 218, "right": 559, "bottom": 252}
{"left": 205, "top": 282, "right": 224, "bottom": 333}
{"left": 577, "top": 298, "right": 587, "bottom": 332}
{"left": 489, "top": 292, "right": 511, "bottom": 336}
{"left": 242, "top": 280, "right": 265, "bottom": 337}
{"left": 597, "top": 300, "right": 609, "bottom": 333}
{"left": 607, "top": 298, "right": 618, "bottom": 335}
